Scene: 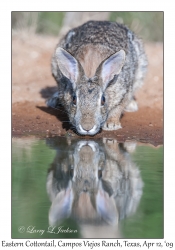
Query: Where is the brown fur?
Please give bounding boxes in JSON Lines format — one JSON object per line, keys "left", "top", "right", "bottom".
{"left": 76, "top": 44, "right": 114, "bottom": 78}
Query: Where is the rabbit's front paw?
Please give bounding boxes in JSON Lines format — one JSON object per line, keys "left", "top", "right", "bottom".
{"left": 103, "top": 120, "right": 122, "bottom": 131}
{"left": 103, "top": 138, "right": 117, "bottom": 144}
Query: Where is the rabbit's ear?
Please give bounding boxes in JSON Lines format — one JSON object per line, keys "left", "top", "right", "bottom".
{"left": 48, "top": 182, "right": 74, "bottom": 226}
{"left": 97, "top": 50, "right": 125, "bottom": 90}
{"left": 55, "top": 47, "right": 81, "bottom": 88}
{"left": 96, "top": 182, "right": 118, "bottom": 225}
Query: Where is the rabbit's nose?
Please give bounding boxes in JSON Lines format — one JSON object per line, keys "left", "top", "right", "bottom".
{"left": 83, "top": 179, "right": 90, "bottom": 192}
{"left": 82, "top": 124, "right": 94, "bottom": 131}
{"left": 81, "top": 120, "right": 94, "bottom": 131}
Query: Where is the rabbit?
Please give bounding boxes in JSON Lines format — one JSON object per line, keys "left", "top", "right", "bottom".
{"left": 47, "top": 20, "right": 147, "bottom": 135}
{"left": 46, "top": 137, "right": 143, "bottom": 237}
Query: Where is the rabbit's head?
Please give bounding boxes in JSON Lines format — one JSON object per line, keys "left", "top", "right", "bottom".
{"left": 55, "top": 47, "right": 125, "bottom": 135}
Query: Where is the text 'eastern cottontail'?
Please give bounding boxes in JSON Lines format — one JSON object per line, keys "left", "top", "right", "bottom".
{"left": 47, "top": 21, "right": 147, "bottom": 135}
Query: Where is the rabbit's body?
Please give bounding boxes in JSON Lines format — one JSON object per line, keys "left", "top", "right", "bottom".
{"left": 48, "top": 21, "right": 147, "bottom": 135}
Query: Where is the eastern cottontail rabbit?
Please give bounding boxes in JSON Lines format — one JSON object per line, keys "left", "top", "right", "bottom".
{"left": 47, "top": 21, "right": 147, "bottom": 135}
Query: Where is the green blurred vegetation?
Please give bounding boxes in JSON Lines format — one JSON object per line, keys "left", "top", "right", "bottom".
{"left": 12, "top": 11, "right": 163, "bottom": 41}
{"left": 12, "top": 12, "right": 65, "bottom": 36}
{"left": 37, "top": 12, "right": 65, "bottom": 35}
{"left": 110, "top": 12, "right": 163, "bottom": 42}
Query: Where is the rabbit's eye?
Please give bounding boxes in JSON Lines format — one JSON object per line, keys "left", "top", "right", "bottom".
{"left": 101, "top": 95, "right": 105, "bottom": 106}
{"left": 72, "top": 95, "right": 77, "bottom": 106}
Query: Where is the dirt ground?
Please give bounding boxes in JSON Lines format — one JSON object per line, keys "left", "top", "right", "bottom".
{"left": 12, "top": 34, "right": 163, "bottom": 146}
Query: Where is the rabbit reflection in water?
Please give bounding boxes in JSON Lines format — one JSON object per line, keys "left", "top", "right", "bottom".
{"left": 46, "top": 139, "right": 143, "bottom": 238}
{"left": 47, "top": 21, "right": 147, "bottom": 135}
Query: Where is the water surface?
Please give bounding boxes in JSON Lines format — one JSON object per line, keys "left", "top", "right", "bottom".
{"left": 12, "top": 137, "right": 163, "bottom": 238}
